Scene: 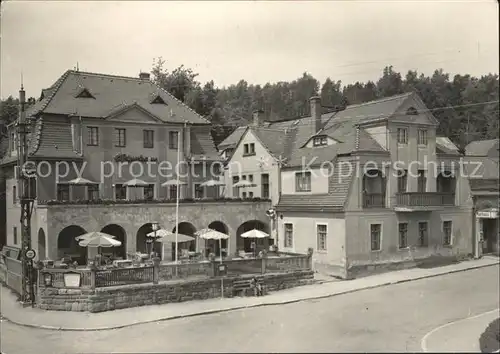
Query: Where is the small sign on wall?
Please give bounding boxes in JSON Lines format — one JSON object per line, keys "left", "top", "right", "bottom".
{"left": 63, "top": 272, "right": 82, "bottom": 288}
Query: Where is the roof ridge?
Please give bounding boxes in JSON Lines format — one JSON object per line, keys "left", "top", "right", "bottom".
{"left": 343, "top": 92, "right": 413, "bottom": 110}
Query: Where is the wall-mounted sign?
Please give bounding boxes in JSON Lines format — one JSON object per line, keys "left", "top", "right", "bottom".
{"left": 476, "top": 209, "right": 499, "bottom": 219}
{"left": 63, "top": 272, "right": 82, "bottom": 288}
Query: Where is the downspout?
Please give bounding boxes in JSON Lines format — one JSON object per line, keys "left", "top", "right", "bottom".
{"left": 79, "top": 115, "right": 83, "bottom": 155}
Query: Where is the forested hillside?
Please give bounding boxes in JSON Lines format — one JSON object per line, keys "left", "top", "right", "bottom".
{"left": 1, "top": 59, "right": 498, "bottom": 149}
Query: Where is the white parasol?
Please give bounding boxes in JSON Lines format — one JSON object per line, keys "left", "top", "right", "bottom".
{"left": 240, "top": 229, "right": 269, "bottom": 239}
{"left": 76, "top": 231, "right": 116, "bottom": 242}
{"left": 161, "top": 179, "right": 187, "bottom": 186}
{"left": 233, "top": 180, "right": 257, "bottom": 188}
{"left": 149, "top": 229, "right": 195, "bottom": 243}
{"left": 123, "top": 178, "right": 149, "bottom": 187}
{"left": 200, "top": 179, "right": 225, "bottom": 187}
{"left": 67, "top": 177, "right": 98, "bottom": 185}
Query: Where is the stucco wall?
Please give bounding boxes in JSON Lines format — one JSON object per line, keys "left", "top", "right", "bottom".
{"left": 345, "top": 207, "right": 473, "bottom": 268}
{"left": 281, "top": 167, "right": 330, "bottom": 195}
{"left": 41, "top": 200, "right": 271, "bottom": 260}
{"left": 277, "top": 211, "right": 346, "bottom": 275}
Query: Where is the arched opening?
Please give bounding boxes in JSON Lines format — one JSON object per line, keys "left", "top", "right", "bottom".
{"left": 136, "top": 223, "right": 162, "bottom": 256}
{"left": 203, "top": 221, "right": 229, "bottom": 257}
{"left": 57, "top": 225, "right": 87, "bottom": 265}
{"left": 37, "top": 228, "right": 46, "bottom": 261}
{"left": 172, "top": 222, "right": 197, "bottom": 261}
{"left": 437, "top": 171, "right": 456, "bottom": 194}
{"left": 101, "top": 224, "right": 127, "bottom": 259}
{"left": 362, "top": 169, "right": 386, "bottom": 208}
{"left": 236, "top": 220, "right": 269, "bottom": 254}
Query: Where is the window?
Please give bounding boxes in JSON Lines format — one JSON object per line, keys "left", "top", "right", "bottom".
{"left": 242, "top": 192, "right": 247, "bottom": 198}
{"left": 143, "top": 130, "right": 154, "bottom": 148}
{"left": 313, "top": 136, "right": 328, "bottom": 147}
{"left": 169, "top": 186, "right": 177, "bottom": 199}
{"left": 397, "top": 128, "right": 408, "bottom": 144}
{"left": 417, "top": 170, "right": 426, "bottom": 192}
{"left": 115, "top": 128, "right": 126, "bottom": 147}
{"left": 370, "top": 224, "right": 381, "bottom": 251}
{"left": 295, "top": 171, "right": 312, "bottom": 192}
{"left": 144, "top": 184, "right": 154, "bottom": 200}
{"left": 398, "top": 223, "right": 408, "bottom": 249}
{"left": 397, "top": 169, "right": 407, "bottom": 193}
{"left": 261, "top": 173, "right": 270, "bottom": 199}
{"left": 418, "top": 222, "right": 428, "bottom": 247}
{"left": 13, "top": 186, "right": 16, "bottom": 204}
{"left": 443, "top": 221, "right": 452, "bottom": 246}
{"left": 317, "top": 224, "right": 327, "bottom": 251}
{"left": 169, "top": 131, "right": 179, "bottom": 149}
{"left": 242, "top": 175, "right": 247, "bottom": 180}
{"left": 248, "top": 175, "right": 254, "bottom": 183}
{"left": 194, "top": 183, "right": 204, "bottom": 198}
{"left": 248, "top": 191, "right": 254, "bottom": 198}
{"left": 243, "top": 143, "right": 255, "bottom": 156}
{"left": 407, "top": 107, "right": 418, "bottom": 115}
{"left": 232, "top": 176, "right": 240, "bottom": 198}
{"left": 115, "top": 184, "right": 127, "bottom": 200}
{"left": 87, "top": 185, "right": 99, "bottom": 200}
{"left": 87, "top": 127, "right": 99, "bottom": 146}
{"left": 13, "top": 227, "right": 17, "bottom": 245}
{"left": 284, "top": 223, "right": 293, "bottom": 248}
{"left": 57, "top": 184, "right": 70, "bottom": 201}
{"left": 418, "top": 129, "right": 428, "bottom": 146}
{"left": 28, "top": 177, "right": 36, "bottom": 199}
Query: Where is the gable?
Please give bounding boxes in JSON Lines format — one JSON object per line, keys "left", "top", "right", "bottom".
{"left": 228, "top": 128, "right": 274, "bottom": 170}
{"left": 75, "top": 87, "right": 95, "bottom": 99}
{"left": 392, "top": 94, "right": 439, "bottom": 126}
{"left": 106, "top": 105, "right": 162, "bottom": 123}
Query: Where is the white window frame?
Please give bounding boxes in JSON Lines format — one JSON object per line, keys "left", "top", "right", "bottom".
{"left": 369, "top": 222, "right": 383, "bottom": 252}
{"left": 418, "top": 129, "right": 428, "bottom": 146}
{"left": 397, "top": 128, "right": 408, "bottom": 145}
{"left": 442, "top": 219, "right": 453, "bottom": 246}
{"left": 283, "top": 222, "right": 294, "bottom": 249}
{"left": 417, "top": 220, "right": 429, "bottom": 247}
{"left": 398, "top": 222, "right": 409, "bottom": 249}
{"left": 316, "top": 222, "right": 328, "bottom": 252}
{"left": 295, "top": 171, "right": 312, "bottom": 192}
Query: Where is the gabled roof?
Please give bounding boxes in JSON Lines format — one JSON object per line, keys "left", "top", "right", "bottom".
{"left": 218, "top": 126, "right": 246, "bottom": 151}
{"left": 189, "top": 125, "right": 222, "bottom": 161}
{"left": 436, "top": 137, "right": 460, "bottom": 155}
{"left": 465, "top": 139, "right": 499, "bottom": 157}
{"left": 29, "top": 70, "right": 209, "bottom": 124}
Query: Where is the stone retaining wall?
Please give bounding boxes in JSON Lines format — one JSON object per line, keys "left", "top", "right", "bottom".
{"left": 37, "top": 270, "right": 315, "bottom": 313}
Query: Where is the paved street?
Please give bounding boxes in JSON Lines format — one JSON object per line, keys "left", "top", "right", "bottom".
{"left": 2, "top": 265, "right": 499, "bottom": 353}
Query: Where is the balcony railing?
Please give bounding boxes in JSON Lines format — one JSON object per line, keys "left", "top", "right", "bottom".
{"left": 395, "top": 192, "right": 455, "bottom": 208}
{"left": 363, "top": 193, "right": 386, "bottom": 208}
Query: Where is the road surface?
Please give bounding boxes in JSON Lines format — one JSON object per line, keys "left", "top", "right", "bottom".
{"left": 1, "top": 265, "right": 499, "bottom": 353}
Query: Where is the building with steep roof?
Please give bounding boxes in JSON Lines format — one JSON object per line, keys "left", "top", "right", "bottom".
{"left": 1, "top": 70, "right": 271, "bottom": 263}
{"left": 464, "top": 138, "right": 499, "bottom": 256}
{"left": 223, "top": 92, "right": 475, "bottom": 278}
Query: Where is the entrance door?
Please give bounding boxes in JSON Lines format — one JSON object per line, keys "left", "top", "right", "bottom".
{"left": 482, "top": 219, "right": 498, "bottom": 254}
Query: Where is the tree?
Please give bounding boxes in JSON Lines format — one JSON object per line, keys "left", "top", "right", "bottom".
{"left": 376, "top": 65, "right": 404, "bottom": 97}
{"left": 321, "top": 78, "right": 343, "bottom": 110}
{"left": 151, "top": 57, "right": 199, "bottom": 103}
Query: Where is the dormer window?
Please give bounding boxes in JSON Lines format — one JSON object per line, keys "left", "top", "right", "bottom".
{"left": 151, "top": 95, "right": 167, "bottom": 104}
{"left": 75, "top": 87, "right": 95, "bottom": 99}
{"left": 406, "top": 107, "right": 418, "bottom": 115}
{"left": 313, "top": 136, "right": 328, "bottom": 147}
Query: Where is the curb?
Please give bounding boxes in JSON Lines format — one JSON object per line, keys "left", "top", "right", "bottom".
{"left": 2, "top": 261, "right": 498, "bottom": 332}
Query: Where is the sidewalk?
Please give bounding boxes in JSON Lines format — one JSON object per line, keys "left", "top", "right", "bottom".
{"left": 1, "top": 256, "right": 498, "bottom": 331}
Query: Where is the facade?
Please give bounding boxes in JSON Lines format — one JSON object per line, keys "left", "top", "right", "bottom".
{"left": 465, "top": 139, "right": 499, "bottom": 256}
{"left": 222, "top": 92, "right": 477, "bottom": 278}
{"left": 0, "top": 70, "right": 271, "bottom": 263}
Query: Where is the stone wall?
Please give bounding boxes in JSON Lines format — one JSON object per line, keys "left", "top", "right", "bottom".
{"left": 37, "top": 270, "right": 314, "bottom": 313}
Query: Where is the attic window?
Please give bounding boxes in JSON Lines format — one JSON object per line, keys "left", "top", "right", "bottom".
{"left": 151, "top": 95, "right": 167, "bottom": 104}
{"left": 75, "top": 88, "right": 95, "bottom": 99}
{"left": 313, "top": 136, "right": 328, "bottom": 147}
{"left": 406, "top": 107, "right": 418, "bottom": 115}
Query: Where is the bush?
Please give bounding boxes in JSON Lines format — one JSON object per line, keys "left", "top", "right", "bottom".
{"left": 479, "top": 318, "right": 500, "bottom": 353}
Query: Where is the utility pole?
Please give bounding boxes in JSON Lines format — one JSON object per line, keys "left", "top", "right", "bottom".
{"left": 16, "top": 78, "right": 36, "bottom": 306}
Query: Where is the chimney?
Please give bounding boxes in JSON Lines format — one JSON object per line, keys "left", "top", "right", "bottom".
{"left": 252, "top": 109, "right": 265, "bottom": 127}
{"left": 310, "top": 96, "right": 322, "bottom": 133}
{"left": 139, "top": 72, "right": 150, "bottom": 80}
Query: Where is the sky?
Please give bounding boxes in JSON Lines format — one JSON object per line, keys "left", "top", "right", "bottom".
{"left": 1, "top": 0, "right": 499, "bottom": 99}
